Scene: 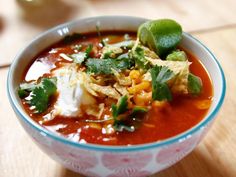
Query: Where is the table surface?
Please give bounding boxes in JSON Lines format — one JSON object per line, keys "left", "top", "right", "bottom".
{"left": 1, "top": 0, "right": 236, "bottom": 177}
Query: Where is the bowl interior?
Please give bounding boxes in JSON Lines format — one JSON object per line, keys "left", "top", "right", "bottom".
{"left": 8, "top": 16, "right": 225, "bottom": 151}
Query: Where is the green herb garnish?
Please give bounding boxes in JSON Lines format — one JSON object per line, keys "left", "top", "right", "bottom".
{"left": 150, "top": 65, "right": 175, "bottom": 101}
{"left": 112, "top": 96, "right": 135, "bottom": 132}
{"left": 18, "top": 82, "right": 36, "bottom": 98}
{"left": 129, "top": 46, "right": 150, "bottom": 70}
{"left": 18, "top": 78, "right": 57, "bottom": 114}
{"left": 86, "top": 58, "right": 133, "bottom": 74}
{"left": 112, "top": 96, "right": 148, "bottom": 132}
{"left": 188, "top": 73, "right": 202, "bottom": 95}
{"left": 85, "top": 44, "right": 93, "bottom": 59}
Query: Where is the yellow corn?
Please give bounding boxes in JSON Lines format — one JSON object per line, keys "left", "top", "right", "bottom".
{"left": 128, "top": 81, "right": 151, "bottom": 94}
{"left": 129, "top": 70, "right": 141, "bottom": 80}
{"left": 133, "top": 91, "right": 152, "bottom": 106}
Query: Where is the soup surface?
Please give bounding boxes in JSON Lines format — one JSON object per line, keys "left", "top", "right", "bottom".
{"left": 19, "top": 30, "right": 213, "bottom": 145}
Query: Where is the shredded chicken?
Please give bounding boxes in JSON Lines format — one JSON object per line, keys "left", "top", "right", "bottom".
{"left": 112, "top": 69, "right": 132, "bottom": 86}
{"left": 78, "top": 72, "right": 121, "bottom": 99}
{"left": 114, "top": 83, "right": 129, "bottom": 96}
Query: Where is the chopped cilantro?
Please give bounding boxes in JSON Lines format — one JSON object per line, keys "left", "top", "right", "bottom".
{"left": 18, "top": 78, "right": 57, "bottom": 114}
{"left": 112, "top": 95, "right": 128, "bottom": 118}
{"left": 70, "top": 44, "right": 93, "bottom": 64}
{"left": 112, "top": 96, "right": 134, "bottom": 132}
{"left": 188, "top": 73, "right": 202, "bottom": 95}
{"left": 150, "top": 65, "right": 174, "bottom": 101}
{"left": 112, "top": 96, "right": 148, "bottom": 132}
{"left": 85, "top": 58, "right": 133, "bottom": 75}
{"left": 85, "top": 44, "right": 93, "bottom": 59}
{"left": 129, "top": 46, "right": 150, "bottom": 70}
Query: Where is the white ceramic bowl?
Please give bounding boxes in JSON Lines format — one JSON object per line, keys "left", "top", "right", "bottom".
{"left": 7, "top": 16, "right": 226, "bottom": 177}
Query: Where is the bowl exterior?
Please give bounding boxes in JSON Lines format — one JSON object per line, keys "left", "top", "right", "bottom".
{"left": 8, "top": 16, "right": 225, "bottom": 177}
{"left": 12, "top": 105, "right": 214, "bottom": 177}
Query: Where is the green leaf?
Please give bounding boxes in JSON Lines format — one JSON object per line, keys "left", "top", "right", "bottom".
{"left": 62, "top": 33, "right": 82, "bottom": 44}
{"left": 131, "top": 107, "right": 148, "bottom": 116}
{"left": 86, "top": 58, "right": 133, "bottom": 75}
{"left": 112, "top": 96, "right": 148, "bottom": 132}
{"left": 18, "top": 82, "right": 37, "bottom": 98}
{"left": 188, "top": 73, "right": 202, "bottom": 95}
{"left": 150, "top": 65, "right": 174, "bottom": 101}
{"left": 166, "top": 50, "right": 187, "bottom": 61}
{"left": 112, "top": 95, "right": 128, "bottom": 118}
{"left": 112, "top": 96, "right": 135, "bottom": 132}
{"left": 138, "top": 19, "right": 182, "bottom": 57}
{"left": 29, "top": 87, "right": 49, "bottom": 113}
{"left": 129, "top": 46, "right": 150, "bottom": 70}
{"left": 19, "top": 78, "right": 57, "bottom": 114}
{"left": 18, "top": 89, "right": 29, "bottom": 99}
{"left": 70, "top": 44, "right": 93, "bottom": 64}
{"left": 85, "top": 44, "right": 93, "bottom": 59}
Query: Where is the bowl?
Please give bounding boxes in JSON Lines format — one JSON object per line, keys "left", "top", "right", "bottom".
{"left": 7, "top": 16, "right": 226, "bottom": 177}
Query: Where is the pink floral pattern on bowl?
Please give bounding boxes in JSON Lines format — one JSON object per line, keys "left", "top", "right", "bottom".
{"left": 107, "top": 169, "right": 151, "bottom": 177}
{"left": 102, "top": 152, "right": 152, "bottom": 172}
{"left": 51, "top": 141, "right": 98, "bottom": 171}
{"left": 156, "top": 135, "right": 198, "bottom": 165}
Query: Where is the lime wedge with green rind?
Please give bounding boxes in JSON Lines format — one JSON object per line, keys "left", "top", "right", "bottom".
{"left": 138, "top": 19, "right": 182, "bottom": 57}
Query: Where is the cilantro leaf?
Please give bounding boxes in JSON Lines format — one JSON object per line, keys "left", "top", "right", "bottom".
{"left": 86, "top": 58, "right": 133, "bottom": 75}
{"left": 129, "top": 46, "right": 150, "bottom": 70}
{"left": 150, "top": 65, "right": 174, "bottom": 101}
{"left": 112, "top": 96, "right": 148, "bottom": 132}
{"left": 112, "top": 95, "right": 128, "bottom": 118}
{"left": 188, "top": 73, "right": 202, "bottom": 95}
{"left": 18, "top": 82, "right": 37, "bottom": 98}
{"left": 85, "top": 44, "right": 93, "bottom": 59}
{"left": 130, "top": 107, "right": 148, "bottom": 118}
{"left": 112, "top": 96, "right": 134, "bottom": 132}
{"left": 19, "top": 78, "right": 57, "bottom": 114}
{"left": 70, "top": 44, "right": 93, "bottom": 64}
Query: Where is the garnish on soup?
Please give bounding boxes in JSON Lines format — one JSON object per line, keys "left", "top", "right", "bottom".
{"left": 18, "top": 19, "right": 213, "bottom": 145}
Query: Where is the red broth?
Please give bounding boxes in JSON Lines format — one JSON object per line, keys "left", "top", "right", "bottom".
{"left": 21, "top": 31, "right": 213, "bottom": 145}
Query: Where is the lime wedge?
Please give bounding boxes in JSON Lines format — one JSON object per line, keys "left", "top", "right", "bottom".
{"left": 138, "top": 19, "right": 182, "bottom": 57}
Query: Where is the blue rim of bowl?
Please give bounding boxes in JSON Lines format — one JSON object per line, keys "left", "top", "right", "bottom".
{"left": 7, "top": 16, "right": 226, "bottom": 152}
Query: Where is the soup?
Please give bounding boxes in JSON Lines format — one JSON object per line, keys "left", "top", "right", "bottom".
{"left": 18, "top": 19, "right": 213, "bottom": 145}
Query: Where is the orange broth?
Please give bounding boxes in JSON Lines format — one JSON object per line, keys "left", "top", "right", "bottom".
{"left": 21, "top": 31, "right": 213, "bottom": 145}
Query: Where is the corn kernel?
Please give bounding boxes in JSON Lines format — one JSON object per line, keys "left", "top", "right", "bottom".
{"left": 129, "top": 70, "right": 140, "bottom": 80}
{"left": 133, "top": 91, "right": 152, "bottom": 106}
{"left": 128, "top": 81, "right": 151, "bottom": 94}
